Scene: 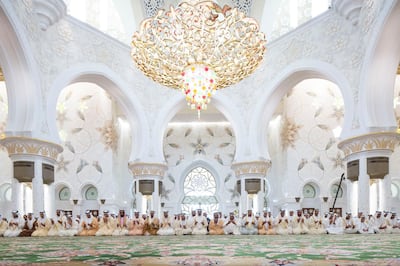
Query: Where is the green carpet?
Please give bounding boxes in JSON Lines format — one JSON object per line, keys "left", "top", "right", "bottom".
{"left": 0, "top": 234, "right": 399, "bottom": 265}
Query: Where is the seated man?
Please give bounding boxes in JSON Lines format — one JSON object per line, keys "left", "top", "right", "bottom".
{"left": 143, "top": 210, "right": 159, "bottom": 236}
{"left": 158, "top": 211, "right": 175, "bottom": 236}
{"left": 175, "top": 214, "right": 192, "bottom": 235}
{"left": 326, "top": 213, "right": 344, "bottom": 234}
{"left": 128, "top": 211, "right": 145, "bottom": 236}
{"left": 19, "top": 213, "right": 36, "bottom": 237}
{"left": 192, "top": 209, "right": 208, "bottom": 235}
{"left": 209, "top": 212, "right": 224, "bottom": 235}
{"left": 357, "top": 215, "right": 373, "bottom": 234}
{"left": 113, "top": 210, "right": 129, "bottom": 236}
{"left": 4, "top": 210, "right": 24, "bottom": 237}
{"left": 224, "top": 212, "right": 240, "bottom": 235}
{"left": 292, "top": 210, "right": 309, "bottom": 235}
{"left": 275, "top": 209, "right": 289, "bottom": 235}
{"left": 343, "top": 212, "right": 357, "bottom": 234}
{"left": 59, "top": 215, "right": 79, "bottom": 236}
{"left": 0, "top": 214, "right": 8, "bottom": 236}
{"left": 79, "top": 210, "right": 99, "bottom": 236}
{"left": 32, "top": 211, "right": 52, "bottom": 237}
{"left": 240, "top": 209, "right": 258, "bottom": 235}
{"left": 96, "top": 210, "right": 114, "bottom": 236}
{"left": 48, "top": 209, "right": 66, "bottom": 236}
{"left": 258, "top": 211, "right": 276, "bottom": 235}
{"left": 308, "top": 209, "right": 326, "bottom": 234}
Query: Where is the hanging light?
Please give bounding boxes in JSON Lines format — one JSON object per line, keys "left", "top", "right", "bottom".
{"left": 131, "top": 0, "right": 266, "bottom": 116}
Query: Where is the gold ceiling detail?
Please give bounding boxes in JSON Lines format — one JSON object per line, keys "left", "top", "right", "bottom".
{"left": 397, "top": 64, "right": 400, "bottom": 75}
{"left": 131, "top": 0, "right": 266, "bottom": 115}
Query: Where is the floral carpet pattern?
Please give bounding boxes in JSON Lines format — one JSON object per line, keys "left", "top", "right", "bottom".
{"left": 0, "top": 234, "right": 399, "bottom": 265}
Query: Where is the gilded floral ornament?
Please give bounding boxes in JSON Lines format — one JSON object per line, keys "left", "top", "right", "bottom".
{"left": 231, "top": 160, "right": 271, "bottom": 177}
{"left": 281, "top": 116, "right": 302, "bottom": 149}
{"left": 97, "top": 120, "right": 119, "bottom": 152}
{"left": 338, "top": 132, "right": 400, "bottom": 158}
{"left": 0, "top": 136, "right": 63, "bottom": 163}
{"left": 128, "top": 162, "right": 167, "bottom": 178}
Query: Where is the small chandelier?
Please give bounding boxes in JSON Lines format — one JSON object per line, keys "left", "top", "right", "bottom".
{"left": 131, "top": 0, "right": 266, "bottom": 116}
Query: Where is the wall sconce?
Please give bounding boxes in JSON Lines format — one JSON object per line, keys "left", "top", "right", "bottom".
{"left": 323, "top": 197, "right": 328, "bottom": 202}
{"left": 72, "top": 199, "right": 78, "bottom": 205}
{"left": 235, "top": 201, "right": 239, "bottom": 207}
{"left": 100, "top": 199, "right": 106, "bottom": 204}
{"left": 161, "top": 202, "right": 165, "bottom": 208}
{"left": 295, "top": 197, "right": 301, "bottom": 203}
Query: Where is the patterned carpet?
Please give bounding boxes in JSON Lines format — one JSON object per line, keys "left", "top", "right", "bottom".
{"left": 0, "top": 234, "right": 399, "bottom": 265}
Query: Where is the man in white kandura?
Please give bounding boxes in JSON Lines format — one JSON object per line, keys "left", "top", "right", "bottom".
{"left": 224, "top": 212, "right": 240, "bottom": 235}
{"left": 240, "top": 209, "right": 258, "bottom": 235}
{"left": 158, "top": 211, "right": 175, "bottom": 236}
{"left": 192, "top": 209, "right": 208, "bottom": 235}
{"left": 4, "top": 210, "right": 23, "bottom": 237}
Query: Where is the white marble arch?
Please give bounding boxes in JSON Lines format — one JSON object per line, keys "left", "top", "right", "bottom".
{"left": 0, "top": 2, "right": 42, "bottom": 136}
{"left": 46, "top": 63, "right": 148, "bottom": 161}
{"left": 359, "top": 1, "right": 400, "bottom": 131}
{"left": 153, "top": 90, "right": 244, "bottom": 162}
{"left": 250, "top": 59, "right": 354, "bottom": 160}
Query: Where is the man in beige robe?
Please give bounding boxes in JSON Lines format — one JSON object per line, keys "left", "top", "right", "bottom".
{"left": 96, "top": 210, "right": 114, "bottom": 236}
{"left": 32, "top": 211, "right": 51, "bottom": 237}
{"left": 79, "top": 210, "right": 99, "bottom": 236}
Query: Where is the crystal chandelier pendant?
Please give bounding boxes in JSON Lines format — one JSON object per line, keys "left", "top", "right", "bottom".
{"left": 181, "top": 64, "right": 217, "bottom": 117}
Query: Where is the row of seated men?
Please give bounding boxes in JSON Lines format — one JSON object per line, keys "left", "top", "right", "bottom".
{"left": 0, "top": 208, "right": 399, "bottom": 237}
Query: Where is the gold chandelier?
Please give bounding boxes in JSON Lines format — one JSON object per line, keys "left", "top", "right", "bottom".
{"left": 131, "top": 0, "right": 266, "bottom": 116}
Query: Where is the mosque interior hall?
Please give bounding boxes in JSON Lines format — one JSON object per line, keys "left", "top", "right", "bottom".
{"left": 0, "top": 0, "right": 400, "bottom": 264}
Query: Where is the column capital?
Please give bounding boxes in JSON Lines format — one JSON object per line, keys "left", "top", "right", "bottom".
{"left": 128, "top": 162, "right": 167, "bottom": 179}
{"left": 338, "top": 132, "right": 400, "bottom": 159}
{"left": 0, "top": 136, "right": 63, "bottom": 163}
{"left": 231, "top": 160, "right": 271, "bottom": 178}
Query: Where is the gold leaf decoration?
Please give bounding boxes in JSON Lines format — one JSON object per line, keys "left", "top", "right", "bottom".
{"left": 77, "top": 110, "right": 85, "bottom": 121}
{"left": 71, "top": 128, "right": 83, "bottom": 134}
{"left": 281, "top": 116, "right": 302, "bottom": 149}
{"left": 206, "top": 127, "right": 214, "bottom": 136}
{"left": 81, "top": 95, "right": 92, "bottom": 101}
{"left": 166, "top": 128, "right": 173, "bottom": 138}
{"left": 97, "top": 120, "right": 119, "bottom": 151}
{"left": 168, "top": 143, "right": 180, "bottom": 148}
{"left": 184, "top": 128, "right": 192, "bottom": 137}
{"left": 219, "top": 142, "right": 230, "bottom": 148}
{"left": 317, "top": 124, "right": 330, "bottom": 130}
{"left": 225, "top": 127, "right": 233, "bottom": 137}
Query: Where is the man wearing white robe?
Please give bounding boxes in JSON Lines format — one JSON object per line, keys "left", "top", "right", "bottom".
{"left": 48, "top": 210, "right": 67, "bottom": 236}
{"left": 192, "top": 209, "right": 208, "bottom": 235}
{"left": 59, "top": 215, "right": 79, "bottom": 236}
{"left": 4, "top": 210, "right": 23, "bottom": 237}
{"left": 343, "top": 212, "right": 357, "bottom": 234}
{"left": 326, "top": 213, "right": 344, "bottom": 234}
{"left": 357, "top": 215, "right": 373, "bottom": 234}
{"left": 309, "top": 209, "right": 325, "bottom": 234}
{"left": 224, "top": 212, "right": 240, "bottom": 235}
{"left": 158, "top": 211, "right": 175, "bottom": 235}
{"left": 371, "top": 211, "right": 388, "bottom": 233}
{"left": 240, "top": 209, "right": 258, "bottom": 235}
{"left": 275, "top": 209, "right": 289, "bottom": 235}
{"left": 0, "top": 214, "right": 9, "bottom": 236}
{"left": 388, "top": 213, "right": 399, "bottom": 233}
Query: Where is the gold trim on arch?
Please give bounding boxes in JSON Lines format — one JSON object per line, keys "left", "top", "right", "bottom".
{"left": 397, "top": 64, "right": 400, "bottom": 75}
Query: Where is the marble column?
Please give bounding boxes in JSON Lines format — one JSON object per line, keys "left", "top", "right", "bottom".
{"left": 358, "top": 156, "right": 370, "bottom": 215}
{"left": 128, "top": 162, "right": 167, "bottom": 217}
{"left": 32, "top": 159, "right": 44, "bottom": 215}
{"left": 231, "top": 160, "right": 271, "bottom": 215}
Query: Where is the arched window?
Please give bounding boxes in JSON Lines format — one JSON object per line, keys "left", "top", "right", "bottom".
{"left": 59, "top": 186, "right": 71, "bottom": 201}
{"left": 330, "top": 184, "right": 343, "bottom": 198}
{"left": 181, "top": 166, "right": 218, "bottom": 215}
{"left": 303, "top": 183, "right": 316, "bottom": 198}
{"left": 85, "top": 186, "right": 98, "bottom": 200}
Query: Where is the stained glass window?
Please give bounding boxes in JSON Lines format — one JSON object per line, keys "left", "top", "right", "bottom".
{"left": 303, "top": 183, "right": 316, "bottom": 198}
{"left": 182, "top": 166, "right": 218, "bottom": 215}
{"left": 85, "top": 186, "right": 98, "bottom": 200}
{"left": 59, "top": 187, "right": 71, "bottom": 201}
